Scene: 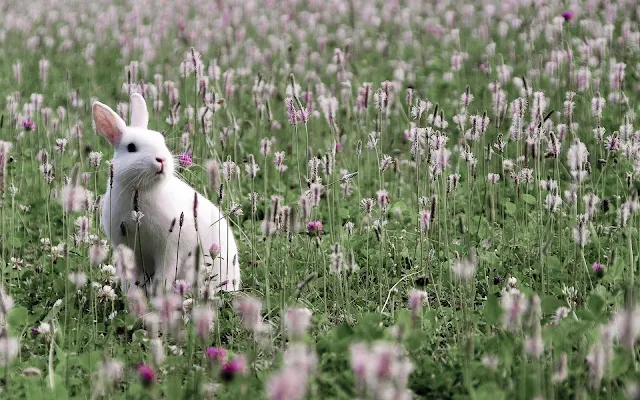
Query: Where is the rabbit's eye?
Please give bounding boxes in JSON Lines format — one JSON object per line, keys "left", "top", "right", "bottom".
{"left": 127, "top": 143, "right": 137, "bottom": 153}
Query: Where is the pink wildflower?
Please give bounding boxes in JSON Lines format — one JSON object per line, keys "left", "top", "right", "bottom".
{"left": 178, "top": 151, "right": 193, "bottom": 168}
{"left": 266, "top": 368, "right": 308, "bottom": 400}
{"left": 192, "top": 305, "right": 215, "bottom": 340}
{"left": 151, "top": 294, "right": 182, "bottom": 325}
{"left": 306, "top": 220, "right": 323, "bottom": 235}
{"left": 220, "top": 355, "right": 248, "bottom": 381}
{"left": 173, "top": 280, "right": 191, "bottom": 296}
{"left": 592, "top": 262, "right": 605, "bottom": 277}
{"left": 285, "top": 97, "right": 298, "bottom": 125}
{"left": 561, "top": 10, "right": 574, "bottom": 21}
{"left": 233, "top": 296, "right": 264, "bottom": 332}
{"left": 408, "top": 289, "right": 428, "bottom": 321}
{"left": 284, "top": 308, "right": 313, "bottom": 339}
{"left": 137, "top": 364, "right": 155, "bottom": 386}
{"left": 22, "top": 120, "right": 35, "bottom": 131}
{"left": 209, "top": 243, "right": 222, "bottom": 257}
{"left": 127, "top": 286, "right": 147, "bottom": 318}
{"left": 206, "top": 347, "right": 227, "bottom": 365}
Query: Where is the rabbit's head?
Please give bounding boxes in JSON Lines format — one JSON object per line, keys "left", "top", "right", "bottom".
{"left": 92, "top": 93, "right": 174, "bottom": 188}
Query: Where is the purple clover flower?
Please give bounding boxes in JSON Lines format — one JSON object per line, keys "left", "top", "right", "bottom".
{"left": 178, "top": 151, "right": 193, "bottom": 168}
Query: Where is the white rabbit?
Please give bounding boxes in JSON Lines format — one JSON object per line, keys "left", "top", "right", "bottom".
{"left": 93, "top": 93, "right": 240, "bottom": 296}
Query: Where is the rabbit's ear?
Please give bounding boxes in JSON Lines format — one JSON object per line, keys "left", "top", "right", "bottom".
{"left": 129, "top": 93, "right": 149, "bottom": 129}
{"left": 93, "top": 101, "right": 126, "bottom": 145}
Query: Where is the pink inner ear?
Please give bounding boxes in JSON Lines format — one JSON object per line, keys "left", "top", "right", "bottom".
{"left": 94, "top": 105, "right": 122, "bottom": 145}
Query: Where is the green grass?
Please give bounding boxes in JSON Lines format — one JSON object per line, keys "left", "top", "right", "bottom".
{"left": 0, "top": 1, "right": 638, "bottom": 399}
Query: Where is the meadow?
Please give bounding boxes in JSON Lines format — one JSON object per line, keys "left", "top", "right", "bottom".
{"left": 0, "top": 0, "right": 638, "bottom": 398}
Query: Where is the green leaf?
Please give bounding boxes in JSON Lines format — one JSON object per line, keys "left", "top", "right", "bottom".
{"left": 7, "top": 306, "right": 29, "bottom": 327}
{"left": 55, "top": 353, "right": 76, "bottom": 376}
{"left": 423, "top": 310, "right": 437, "bottom": 325}
{"left": 479, "top": 251, "right": 499, "bottom": 265}
{"left": 474, "top": 216, "right": 491, "bottom": 239}
{"left": 78, "top": 350, "right": 103, "bottom": 372}
{"left": 255, "top": 368, "right": 266, "bottom": 383}
{"left": 338, "top": 208, "right": 350, "bottom": 219}
{"left": 522, "top": 194, "right": 536, "bottom": 205}
{"left": 474, "top": 383, "right": 506, "bottom": 400}
{"left": 484, "top": 293, "right": 503, "bottom": 325}
{"left": 394, "top": 309, "right": 412, "bottom": 331}
{"left": 354, "top": 312, "right": 386, "bottom": 340}
{"left": 23, "top": 379, "right": 46, "bottom": 400}
{"left": 546, "top": 256, "right": 563, "bottom": 272}
{"left": 123, "top": 313, "right": 137, "bottom": 326}
{"left": 44, "top": 374, "right": 69, "bottom": 399}
{"left": 541, "top": 295, "right": 565, "bottom": 314}
{"left": 575, "top": 309, "right": 595, "bottom": 321}
{"left": 392, "top": 201, "right": 408, "bottom": 212}
{"left": 611, "top": 351, "right": 631, "bottom": 377}
{"left": 163, "top": 374, "right": 185, "bottom": 400}
{"left": 504, "top": 202, "right": 516, "bottom": 216}
{"left": 477, "top": 224, "right": 491, "bottom": 239}
{"left": 587, "top": 294, "right": 605, "bottom": 316}
{"left": 8, "top": 236, "right": 23, "bottom": 247}
{"left": 610, "top": 254, "right": 626, "bottom": 279}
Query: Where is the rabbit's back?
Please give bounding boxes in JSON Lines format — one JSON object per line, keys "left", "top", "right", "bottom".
{"left": 167, "top": 178, "right": 241, "bottom": 292}
{"left": 100, "top": 177, "right": 240, "bottom": 293}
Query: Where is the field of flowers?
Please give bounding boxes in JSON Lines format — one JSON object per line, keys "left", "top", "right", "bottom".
{"left": 0, "top": 0, "right": 638, "bottom": 398}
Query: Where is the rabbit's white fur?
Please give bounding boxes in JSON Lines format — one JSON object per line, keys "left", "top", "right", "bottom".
{"left": 93, "top": 93, "right": 240, "bottom": 296}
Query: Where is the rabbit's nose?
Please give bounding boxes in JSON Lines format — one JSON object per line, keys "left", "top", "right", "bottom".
{"left": 155, "top": 157, "right": 164, "bottom": 164}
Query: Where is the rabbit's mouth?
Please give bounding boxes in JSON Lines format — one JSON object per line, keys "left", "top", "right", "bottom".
{"left": 156, "top": 165, "right": 165, "bottom": 175}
